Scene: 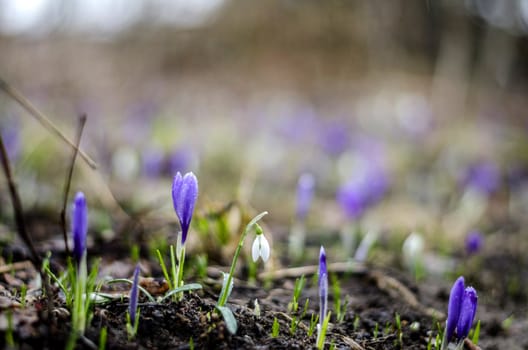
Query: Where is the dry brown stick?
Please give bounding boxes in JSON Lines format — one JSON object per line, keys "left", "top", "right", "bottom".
{"left": 0, "top": 134, "right": 41, "bottom": 267}
{"left": 0, "top": 78, "right": 97, "bottom": 169}
{"left": 60, "top": 114, "right": 86, "bottom": 256}
{"left": 258, "top": 261, "right": 367, "bottom": 280}
{"left": 0, "top": 133, "right": 55, "bottom": 320}
{"left": 369, "top": 270, "right": 444, "bottom": 319}
{"left": 0, "top": 260, "right": 33, "bottom": 274}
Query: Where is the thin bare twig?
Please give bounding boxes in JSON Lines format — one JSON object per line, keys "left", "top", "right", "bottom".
{"left": 0, "top": 134, "right": 41, "bottom": 267}
{"left": 0, "top": 133, "right": 55, "bottom": 321}
{"left": 0, "top": 78, "right": 97, "bottom": 169}
{"left": 60, "top": 115, "right": 87, "bottom": 256}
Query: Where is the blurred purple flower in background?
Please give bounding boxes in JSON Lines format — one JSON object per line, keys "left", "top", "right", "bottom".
{"left": 142, "top": 147, "right": 165, "bottom": 178}
{"left": 295, "top": 173, "right": 315, "bottom": 221}
{"left": 1, "top": 125, "right": 20, "bottom": 162}
{"left": 337, "top": 156, "right": 388, "bottom": 220}
{"left": 337, "top": 179, "right": 368, "bottom": 219}
{"left": 463, "top": 161, "right": 500, "bottom": 195}
{"left": 169, "top": 146, "right": 196, "bottom": 175}
{"left": 465, "top": 230, "right": 483, "bottom": 255}
{"left": 319, "top": 120, "right": 350, "bottom": 156}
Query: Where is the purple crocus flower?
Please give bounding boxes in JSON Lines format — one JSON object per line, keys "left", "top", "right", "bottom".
{"left": 142, "top": 147, "right": 165, "bottom": 178}
{"left": 463, "top": 161, "right": 500, "bottom": 195}
{"left": 465, "top": 231, "right": 483, "bottom": 255}
{"left": 129, "top": 264, "right": 140, "bottom": 325}
{"left": 444, "top": 277, "right": 478, "bottom": 347}
{"left": 337, "top": 179, "right": 368, "bottom": 220}
{"left": 456, "top": 287, "right": 478, "bottom": 342}
{"left": 319, "top": 120, "right": 350, "bottom": 156}
{"left": 446, "top": 276, "right": 465, "bottom": 341}
{"left": 1, "top": 125, "right": 20, "bottom": 162}
{"left": 71, "top": 192, "right": 88, "bottom": 264}
{"left": 296, "top": 173, "right": 315, "bottom": 221}
{"left": 319, "top": 246, "right": 328, "bottom": 327}
{"left": 172, "top": 172, "right": 198, "bottom": 245}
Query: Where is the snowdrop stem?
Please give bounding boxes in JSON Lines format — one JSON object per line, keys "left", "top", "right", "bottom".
{"left": 217, "top": 211, "right": 268, "bottom": 307}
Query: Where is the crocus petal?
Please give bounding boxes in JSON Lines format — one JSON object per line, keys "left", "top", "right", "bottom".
{"left": 446, "top": 276, "right": 465, "bottom": 341}
{"left": 456, "top": 287, "right": 478, "bottom": 341}
{"left": 71, "top": 192, "right": 88, "bottom": 264}
{"left": 172, "top": 172, "right": 198, "bottom": 244}
{"left": 129, "top": 264, "right": 140, "bottom": 325}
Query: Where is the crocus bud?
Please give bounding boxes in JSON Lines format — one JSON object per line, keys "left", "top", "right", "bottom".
{"left": 319, "top": 246, "right": 328, "bottom": 326}
{"left": 446, "top": 276, "right": 465, "bottom": 341}
{"left": 456, "top": 287, "right": 478, "bottom": 341}
{"left": 172, "top": 172, "right": 198, "bottom": 245}
{"left": 129, "top": 264, "right": 140, "bottom": 325}
{"left": 71, "top": 192, "right": 88, "bottom": 264}
{"left": 296, "top": 173, "right": 315, "bottom": 221}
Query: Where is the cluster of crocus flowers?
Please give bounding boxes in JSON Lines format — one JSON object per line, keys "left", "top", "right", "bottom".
{"left": 442, "top": 276, "right": 478, "bottom": 350}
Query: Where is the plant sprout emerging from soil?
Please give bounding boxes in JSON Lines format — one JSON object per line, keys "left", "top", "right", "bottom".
{"left": 216, "top": 211, "right": 268, "bottom": 334}
{"left": 289, "top": 172, "right": 315, "bottom": 261}
{"left": 167, "top": 171, "right": 198, "bottom": 297}
{"left": 441, "top": 276, "right": 478, "bottom": 350}
{"left": 402, "top": 232, "right": 425, "bottom": 280}
{"left": 317, "top": 246, "right": 331, "bottom": 350}
{"left": 126, "top": 264, "right": 141, "bottom": 340}
{"left": 68, "top": 192, "right": 90, "bottom": 349}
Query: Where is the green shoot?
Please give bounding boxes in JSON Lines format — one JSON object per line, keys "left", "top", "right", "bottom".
{"left": 155, "top": 249, "right": 173, "bottom": 290}
{"left": 471, "top": 320, "right": 481, "bottom": 345}
{"left": 290, "top": 298, "right": 310, "bottom": 334}
{"left": 288, "top": 275, "right": 306, "bottom": 313}
{"left": 308, "top": 313, "right": 319, "bottom": 337}
{"left": 373, "top": 322, "right": 379, "bottom": 339}
{"left": 98, "top": 327, "right": 107, "bottom": 350}
{"left": 126, "top": 308, "right": 140, "bottom": 340}
{"left": 353, "top": 314, "right": 360, "bottom": 331}
{"left": 5, "top": 310, "right": 14, "bottom": 347}
{"left": 189, "top": 337, "right": 194, "bottom": 350}
{"left": 316, "top": 311, "right": 331, "bottom": 350}
{"left": 395, "top": 312, "right": 403, "bottom": 347}
{"left": 19, "top": 284, "right": 27, "bottom": 308}
{"left": 271, "top": 317, "right": 280, "bottom": 338}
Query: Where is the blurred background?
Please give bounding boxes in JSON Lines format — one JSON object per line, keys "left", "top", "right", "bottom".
{"left": 2, "top": 0, "right": 528, "bottom": 275}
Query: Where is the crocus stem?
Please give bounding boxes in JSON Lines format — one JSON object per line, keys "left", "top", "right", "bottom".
{"left": 67, "top": 253, "right": 87, "bottom": 350}
{"left": 176, "top": 247, "right": 186, "bottom": 300}
{"left": 218, "top": 211, "right": 268, "bottom": 307}
{"left": 170, "top": 244, "right": 177, "bottom": 290}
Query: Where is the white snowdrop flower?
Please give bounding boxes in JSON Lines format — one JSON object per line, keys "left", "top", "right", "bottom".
{"left": 251, "top": 233, "right": 270, "bottom": 262}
